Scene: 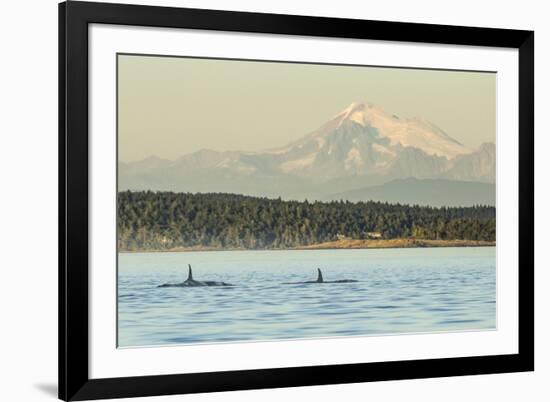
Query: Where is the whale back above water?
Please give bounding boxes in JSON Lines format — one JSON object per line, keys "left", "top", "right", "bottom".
{"left": 283, "top": 268, "right": 358, "bottom": 285}
{"left": 158, "top": 264, "right": 234, "bottom": 287}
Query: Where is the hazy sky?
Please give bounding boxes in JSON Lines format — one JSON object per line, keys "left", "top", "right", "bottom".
{"left": 118, "top": 54, "right": 496, "bottom": 162}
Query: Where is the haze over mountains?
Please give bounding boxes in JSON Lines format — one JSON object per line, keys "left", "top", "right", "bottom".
{"left": 119, "top": 101, "right": 496, "bottom": 207}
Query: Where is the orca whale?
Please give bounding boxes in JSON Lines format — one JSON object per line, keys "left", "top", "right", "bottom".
{"left": 158, "top": 265, "right": 233, "bottom": 287}
{"left": 283, "top": 268, "right": 358, "bottom": 284}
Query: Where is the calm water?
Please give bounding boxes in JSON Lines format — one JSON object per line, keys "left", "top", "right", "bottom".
{"left": 118, "top": 247, "right": 496, "bottom": 347}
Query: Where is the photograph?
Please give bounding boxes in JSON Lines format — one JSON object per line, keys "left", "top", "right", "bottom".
{"left": 116, "top": 54, "right": 497, "bottom": 348}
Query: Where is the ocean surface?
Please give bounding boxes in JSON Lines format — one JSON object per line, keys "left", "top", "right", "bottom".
{"left": 118, "top": 247, "right": 496, "bottom": 347}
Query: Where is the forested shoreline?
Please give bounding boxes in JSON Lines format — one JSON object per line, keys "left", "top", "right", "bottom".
{"left": 117, "top": 191, "right": 496, "bottom": 251}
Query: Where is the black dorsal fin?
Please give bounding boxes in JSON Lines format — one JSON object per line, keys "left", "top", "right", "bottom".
{"left": 188, "top": 264, "right": 193, "bottom": 281}
{"left": 317, "top": 268, "right": 323, "bottom": 283}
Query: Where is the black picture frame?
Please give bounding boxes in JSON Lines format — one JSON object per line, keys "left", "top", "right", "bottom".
{"left": 59, "top": 1, "right": 534, "bottom": 400}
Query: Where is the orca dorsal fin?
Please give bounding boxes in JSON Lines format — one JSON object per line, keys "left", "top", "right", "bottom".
{"left": 317, "top": 268, "right": 323, "bottom": 283}
{"left": 188, "top": 264, "right": 193, "bottom": 281}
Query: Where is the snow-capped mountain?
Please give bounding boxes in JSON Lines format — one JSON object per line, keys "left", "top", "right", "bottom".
{"left": 119, "top": 101, "right": 496, "bottom": 205}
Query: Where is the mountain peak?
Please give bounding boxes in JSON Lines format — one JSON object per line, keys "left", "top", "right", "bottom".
{"left": 338, "top": 101, "right": 384, "bottom": 122}
{"left": 329, "top": 101, "right": 470, "bottom": 159}
{"left": 342, "top": 100, "right": 372, "bottom": 113}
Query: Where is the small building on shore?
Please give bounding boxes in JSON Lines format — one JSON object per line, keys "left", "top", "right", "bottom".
{"left": 366, "top": 232, "right": 383, "bottom": 239}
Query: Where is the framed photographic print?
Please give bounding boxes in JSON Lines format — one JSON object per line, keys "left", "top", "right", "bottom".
{"left": 59, "top": 1, "right": 534, "bottom": 400}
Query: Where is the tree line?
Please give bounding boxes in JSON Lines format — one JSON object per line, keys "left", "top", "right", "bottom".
{"left": 117, "top": 191, "right": 496, "bottom": 251}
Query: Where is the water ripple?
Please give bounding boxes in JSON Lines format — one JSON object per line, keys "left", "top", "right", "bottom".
{"left": 118, "top": 248, "right": 496, "bottom": 347}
